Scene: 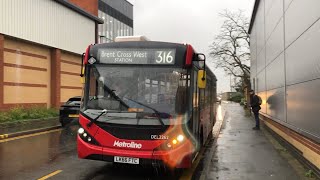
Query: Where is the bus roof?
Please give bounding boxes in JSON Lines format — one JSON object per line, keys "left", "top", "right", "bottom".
{"left": 115, "top": 36, "right": 150, "bottom": 42}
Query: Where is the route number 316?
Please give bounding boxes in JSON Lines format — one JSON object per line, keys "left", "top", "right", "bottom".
{"left": 155, "top": 51, "right": 174, "bottom": 64}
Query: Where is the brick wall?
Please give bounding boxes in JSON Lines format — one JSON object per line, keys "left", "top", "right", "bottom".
{"left": 3, "top": 37, "right": 51, "bottom": 109}
{"left": 60, "top": 51, "right": 83, "bottom": 103}
{"left": 0, "top": 35, "right": 83, "bottom": 110}
{"left": 68, "top": 0, "right": 98, "bottom": 16}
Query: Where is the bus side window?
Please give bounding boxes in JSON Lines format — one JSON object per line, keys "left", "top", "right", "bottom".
{"left": 175, "top": 86, "right": 187, "bottom": 113}
{"left": 175, "top": 71, "right": 190, "bottom": 114}
{"left": 89, "top": 68, "right": 97, "bottom": 97}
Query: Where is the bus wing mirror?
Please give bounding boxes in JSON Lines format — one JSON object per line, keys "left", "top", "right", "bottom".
{"left": 80, "top": 76, "right": 85, "bottom": 84}
{"left": 198, "top": 70, "right": 206, "bottom": 89}
{"left": 80, "top": 67, "right": 85, "bottom": 84}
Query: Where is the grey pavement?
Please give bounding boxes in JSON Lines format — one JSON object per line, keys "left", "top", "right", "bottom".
{"left": 207, "top": 102, "right": 300, "bottom": 180}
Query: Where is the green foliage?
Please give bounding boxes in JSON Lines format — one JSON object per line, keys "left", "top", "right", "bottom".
{"left": 240, "top": 98, "right": 247, "bottom": 106}
{"left": 230, "top": 93, "right": 244, "bottom": 103}
{"left": 0, "top": 106, "right": 58, "bottom": 123}
{"left": 305, "top": 170, "right": 315, "bottom": 178}
{"left": 0, "top": 112, "right": 10, "bottom": 123}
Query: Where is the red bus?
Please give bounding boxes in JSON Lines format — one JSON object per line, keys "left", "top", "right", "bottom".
{"left": 77, "top": 38, "right": 217, "bottom": 169}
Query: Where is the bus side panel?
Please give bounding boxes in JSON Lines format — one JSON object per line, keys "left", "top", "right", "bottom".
{"left": 78, "top": 136, "right": 103, "bottom": 159}
{"left": 199, "top": 107, "right": 210, "bottom": 143}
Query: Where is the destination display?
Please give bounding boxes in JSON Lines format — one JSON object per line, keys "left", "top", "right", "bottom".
{"left": 98, "top": 48, "right": 176, "bottom": 65}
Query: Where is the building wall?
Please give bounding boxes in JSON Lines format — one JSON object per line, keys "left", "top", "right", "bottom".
{"left": 0, "top": 0, "right": 100, "bottom": 109}
{"left": 3, "top": 37, "right": 51, "bottom": 108}
{"left": 60, "top": 51, "right": 83, "bottom": 103}
{"left": 98, "top": 0, "right": 134, "bottom": 43}
{"left": 0, "top": 0, "right": 95, "bottom": 54}
{"left": 250, "top": 0, "right": 320, "bottom": 167}
{"left": 68, "top": 0, "right": 98, "bottom": 16}
{"left": 0, "top": 36, "right": 83, "bottom": 109}
{"left": 100, "top": 0, "right": 133, "bottom": 20}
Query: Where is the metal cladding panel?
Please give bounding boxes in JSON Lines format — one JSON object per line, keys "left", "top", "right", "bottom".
{"left": 266, "top": 87, "right": 286, "bottom": 122}
{"left": 264, "top": 0, "right": 275, "bottom": 16}
{"left": 250, "top": 0, "right": 320, "bottom": 142}
{"left": 0, "top": 0, "right": 95, "bottom": 54}
{"left": 257, "top": 70, "right": 266, "bottom": 93}
{"left": 258, "top": 91, "right": 267, "bottom": 114}
{"left": 265, "top": 0, "right": 283, "bottom": 39}
{"left": 266, "top": 18, "right": 284, "bottom": 65}
{"left": 284, "top": 0, "right": 293, "bottom": 11}
{"left": 287, "top": 79, "right": 320, "bottom": 139}
{"left": 251, "top": 77, "right": 255, "bottom": 91}
{"left": 285, "top": 19, "right": 320, "bottom": 86}
{"left": 256, "top": 0, "right": 265, "bottom": 55}
{"left": 250, "top": 24, "right": 257, "bottom": 77}
{"left": 285, "top": 0, "right": 320, "bottom": 47}
{"left": 266, "top": 53, "right": 285, "bottom": 90}
{"left": 250, "top": 56, "right": 257, "bottom": 78}
{"left": 257, "top": 46, "right": 266, "bottom": 74}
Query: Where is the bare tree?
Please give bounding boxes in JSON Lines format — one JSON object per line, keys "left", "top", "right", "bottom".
{"left": 209, "top": 10, "right": 250, "bottom": 94}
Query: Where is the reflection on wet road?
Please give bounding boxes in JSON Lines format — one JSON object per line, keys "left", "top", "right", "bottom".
{"left": 0, "top": 123, "right": 182, "bottom": 180}
{"left": 217, "top": 105, "right": 223, "bottom": 121}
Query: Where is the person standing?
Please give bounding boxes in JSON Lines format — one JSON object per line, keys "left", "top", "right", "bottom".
{"left": 249, "top": 90, "right": 261, "bottom": 130}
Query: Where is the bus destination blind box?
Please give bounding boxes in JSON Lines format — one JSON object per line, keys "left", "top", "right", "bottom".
{"left": 98, "top": 48, "right": 176, "bottom": 65}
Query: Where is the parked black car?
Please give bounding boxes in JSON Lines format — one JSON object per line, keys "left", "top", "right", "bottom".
{"left": 217, "top": 96, "right": 222, "bottom": 104}
{"left": 59, "top": 96, "right": 81, "bottom": 126}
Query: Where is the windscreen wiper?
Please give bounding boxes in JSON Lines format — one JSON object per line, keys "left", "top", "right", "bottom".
{"left": 125, "top": 98, "right": 165, "bottom": 127}
{"left": 103, "top": 85, "right": 129, "bottom": 109}
{"left": 87, "top": 109, "right": 107, "bottom": 127}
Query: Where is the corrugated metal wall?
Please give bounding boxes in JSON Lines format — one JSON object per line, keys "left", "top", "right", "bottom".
{"left": 0, "top": 0, "right": 95, "bottom": 54}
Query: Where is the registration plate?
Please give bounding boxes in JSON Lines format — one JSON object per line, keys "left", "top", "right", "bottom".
{"left": 68, "top": 114, "right": 79, "bottom": 118}
{"left": 114, "top": 156, "right": 139, "bottom": 164}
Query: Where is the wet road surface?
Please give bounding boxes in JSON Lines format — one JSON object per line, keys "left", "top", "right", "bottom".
{"left": 207, "top": 103, "right": 301, "bottom": 180}
{"left": 0, "top": 122, "right": 182, "bottom": 180}
{"left": 1, "top": 103, "right": 304, "bottom": 180}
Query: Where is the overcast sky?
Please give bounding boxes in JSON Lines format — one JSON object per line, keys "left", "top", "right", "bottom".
{"left": 127, "top": 0, "right": 254, "bottom": 93}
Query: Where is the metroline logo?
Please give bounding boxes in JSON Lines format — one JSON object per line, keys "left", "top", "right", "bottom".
{"left": 113, "top": 140, "right": 142, "bottom": 149}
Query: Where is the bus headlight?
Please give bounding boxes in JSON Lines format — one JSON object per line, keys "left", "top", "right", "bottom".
{"left": 78, "top": 126, "right": 99, "bottom": 145}
{"left": 78, "top": 128, "right": 84, "bottom": 134}
{"left": 157, "top": 134, "right": 185, "bottom": 151}
{"left": 177, "top": 135, "right": 184, "bottom": 142}
{"left": 172, "top": 139, "right": 178, "bottom": 145}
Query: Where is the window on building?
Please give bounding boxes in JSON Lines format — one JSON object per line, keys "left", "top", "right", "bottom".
{"left": 129, "top": 27, "right": 133, "bottom": 36}
{"left": 121, "top": 23, "right": 124, "bottom": 36}
{"left": 101, "top": 13, "right": 106, "bottom": 37}
{"left": 114, "top": 19, "right": 118, "bottom": 38}
{"left": 117, "top": 20, "right": 121, "bottom": 38}
{"left": 110, "top": 16, "right": 114, "bottom": 40}
{"left": 125, "top": 25, "right": 129, "bottom": 36}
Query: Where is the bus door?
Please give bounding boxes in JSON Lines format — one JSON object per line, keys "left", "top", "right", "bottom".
{"left": 190, "top": 67, "right": 201, "bottom": 149}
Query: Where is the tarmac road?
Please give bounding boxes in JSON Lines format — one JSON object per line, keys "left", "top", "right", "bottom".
{"left": 0, "top": 122, "right": 183, "bottom": 180}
